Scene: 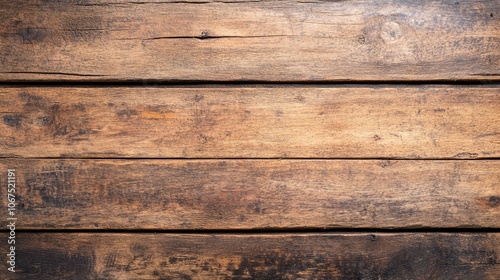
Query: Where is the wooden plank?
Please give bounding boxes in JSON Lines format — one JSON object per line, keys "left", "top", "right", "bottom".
{"left": 1, "top": 159, "right": 499, "bottom": 229}
{"left": 1, "top": 232, "right": 498, "bottom": 279}
{"left": 0, "top": 0, "right": 498, "bottom": 82}
{"left": 1, "top": 86, "right": 499, "bottom": 158}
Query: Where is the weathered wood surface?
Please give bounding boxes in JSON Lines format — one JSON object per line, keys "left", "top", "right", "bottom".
{"left": 1, "top": 0, "right": 498, "bottom": 82}
{"left": 0, "top": 232, "right": 499, "bottom": 279}
{"left": 1, "top": 86, "right": 499, "bottom": 158}
{"left": 1, "top": 159, "right": 498, "bottom": 229}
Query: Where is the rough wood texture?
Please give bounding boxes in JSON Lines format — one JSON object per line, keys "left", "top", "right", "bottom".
{"left": 0, "top": 232, "right": 499, "bottom": 279}
{"left": 0, "top": 0, "right": 498, "bottom": 81}
{"left": 1, "top": 159, "right": 498, "bottom": 229}
{"left": 1, "top": 86, "right": 499, "bottom": 158}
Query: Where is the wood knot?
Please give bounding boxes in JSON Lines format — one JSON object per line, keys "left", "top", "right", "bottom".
{"left": 379, "top": 160, "right": 392, "bottom": 168}
{"left": 357, "top": 34, "right": 366, "bottom": 45}
{"left": 200, "top": 30, "right": 209, "bottom": 38}
{"left": 380, "top": 21, "right": 403, "bottom": 43}
{"left": 362, "top": 15, "right": 420, "bottom": 64}
{"left": 488, "top": 196, "right": 500, "bottom": 207}
{"left": 453, "top": 152, "right": 479, "bottom": 159}
{"left": 194, "top": 94, "right": 204, "bottom": 102}
{"left": 477, "top": 196, "right": 500, "bottom": 208}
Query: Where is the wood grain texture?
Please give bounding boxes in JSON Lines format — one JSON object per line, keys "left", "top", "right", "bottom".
{"left": 1, "top": 86, "right": 499, "bottom": 158}
{"left": 0, "top": 232, "right": 499, "bottom": 279}
{"left": 0, "top": 0, "right": 498, "bottom": 81}
{"left": 1, "top": 159, "right": 498, "bottom": 229}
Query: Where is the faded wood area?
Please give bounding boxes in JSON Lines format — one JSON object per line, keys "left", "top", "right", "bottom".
{"left": 1, "top": 86, "right": 499, "bottom": 158}
{"left": 0, "top": 232, "right": 499, "bottom": 279}
{"left": 0, "top": 0, "right": 498, "bottom": 81}
{"left": 0, "top": 159, "right": 499, "bottom": 230}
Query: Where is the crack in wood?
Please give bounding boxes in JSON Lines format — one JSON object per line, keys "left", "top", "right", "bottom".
{"left": 142, "top": 34, "right": 289, "bottom": 40}
{"left": 1, "top": 71, "right": 108, "bottom": 77}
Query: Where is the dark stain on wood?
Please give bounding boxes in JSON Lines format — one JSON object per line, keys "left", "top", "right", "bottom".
{"left": 3, "top": 114, "right": 22, "bottom": 128}
{"left": 25, "top": 162, "right": 81, "bottom": 209}
{"left": 19, "top": 27, "right": 46, "bottom": 44}
{"left": 2, "top": 232, "right": 497, "bottom": 279}
{"left": 19, "top": 91, "right": 47, "bottom": 109}
{"left": 18, "top": 248, "right": 95, "bottom": 279}
{"left": 381, "top": 241, "right": 482, "bottom": 279}
{"left": 232, "top": 252, "right": 322, "bottom": 279}
{"left": 14, "top": 91, "right": 93, "bottom": 142}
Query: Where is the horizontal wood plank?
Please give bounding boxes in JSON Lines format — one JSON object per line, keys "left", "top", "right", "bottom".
{"left": 1, "top": 159, "right": 499, "bottom": 229}
{"left": 1, "top": 86, "right": 499, "bottom": 158}
{"left": 1, "top": 232, "right": 499, "bottom": 279}
{"left": 0, "top": 0, "right": 498, "bottom": 81}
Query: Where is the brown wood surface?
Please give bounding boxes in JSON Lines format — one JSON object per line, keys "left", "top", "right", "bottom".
{"left": 1, "top": 86, "right": 499, "bottom": 158}
{"left": 1, "top": 0, "right": 499, "bottom": 278}
{"left": 0, "top": 232, "right": 499, "bottom": 279}
{"left": 1, "top": 0, "right": 498, "bottom": 82}
{"left": 1, "top": 159, "right": 498, "bottom": 229}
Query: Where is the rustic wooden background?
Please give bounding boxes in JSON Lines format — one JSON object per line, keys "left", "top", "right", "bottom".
{"left": 1, "top": 0, "right": 499, "bottom": 279}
